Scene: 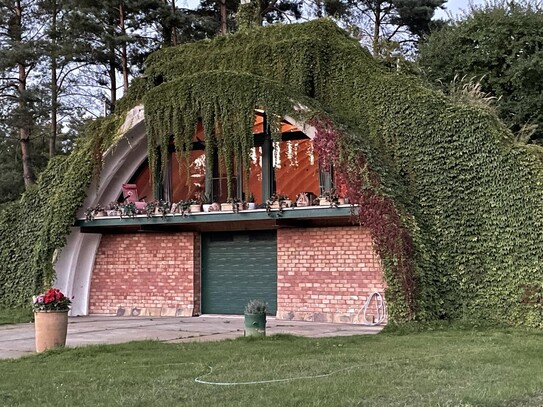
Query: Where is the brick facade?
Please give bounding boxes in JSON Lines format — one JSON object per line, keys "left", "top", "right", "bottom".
{"left": 89, "top": 227, "right": 385, "bottom": 324}
{"left": 276, "top": 227, "right": 385, "bottom": 324}
{"left": 89, "top": 233, "right": 198, "bottom": 316}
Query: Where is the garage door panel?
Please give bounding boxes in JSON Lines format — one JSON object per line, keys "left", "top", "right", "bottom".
{"left": 202, "top": 231, "right": 277, "bottom": 315}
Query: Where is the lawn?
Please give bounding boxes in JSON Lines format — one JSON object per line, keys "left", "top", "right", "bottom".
{"left": 0, "top": 307, "right": 32, "bottom": 325}
{"left": 0, "top": 326, "right": 542, "bottom": 406}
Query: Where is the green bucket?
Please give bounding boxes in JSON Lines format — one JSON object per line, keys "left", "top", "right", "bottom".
{"left": 244, "top": 313, "right": 266, "bottom": 337}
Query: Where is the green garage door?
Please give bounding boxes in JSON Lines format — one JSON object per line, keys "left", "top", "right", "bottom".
{"left": 201, "top": 231, "right": 277, "bottom": 315}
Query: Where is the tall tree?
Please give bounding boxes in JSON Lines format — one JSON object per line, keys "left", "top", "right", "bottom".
{"left": 226, "top": 0, "right": 303, "bottom": 31}
{"left": 37, "top": 0, "right": 87, "bottom": 157}
{"left": 418, "top": 0, "right": 543, "bottom": 143}
{"left": 0, "top": 0, "right": 46, "bottom": 188}
{"left": 339, "top": 0, "right": 446, "bottom": 56}
{"left": 67, "top": 0, "right": 165, "bottom": 113}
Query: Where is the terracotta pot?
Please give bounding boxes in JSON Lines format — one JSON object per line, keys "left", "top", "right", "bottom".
{"left": 34, "top": 310, "right": 68, "bottom": 353}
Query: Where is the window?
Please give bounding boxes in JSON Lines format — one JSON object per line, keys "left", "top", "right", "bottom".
{"left": 135, "top": 114, "right": 327, "bottom": 205}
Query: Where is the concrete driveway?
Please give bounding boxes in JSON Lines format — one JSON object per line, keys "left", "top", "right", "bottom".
{"left": 0, "top": 315, "right": 383, "bottom": 360}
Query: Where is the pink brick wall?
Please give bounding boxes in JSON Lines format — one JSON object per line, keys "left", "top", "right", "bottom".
{"left": 89, "top": 227, "right": 384, "bottom": 324}
{"left": 276, "top": 227, "right": 385, "bottom": 324}
{"left": 89, "top": 233, "right": 198, "bottom": 316}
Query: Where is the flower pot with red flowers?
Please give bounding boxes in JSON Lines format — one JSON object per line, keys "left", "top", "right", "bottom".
{"left": 32, "top": 288, "right": 72, "bottom": 353}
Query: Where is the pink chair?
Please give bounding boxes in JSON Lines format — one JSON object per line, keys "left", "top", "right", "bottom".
{"left": 121, "top": 184, "right": 147, "bottom": 212}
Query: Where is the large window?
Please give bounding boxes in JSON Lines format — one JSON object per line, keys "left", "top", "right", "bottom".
{"left": 131, "top": 115, "right": 325, "bottom": 205}
{"left": 274, "top": 138, "right": 319, "bottom": 201}
{"left": 170, "top": 150, "right": 206, "bottom": 202}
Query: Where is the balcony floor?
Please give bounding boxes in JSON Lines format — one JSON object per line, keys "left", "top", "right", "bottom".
{"left": 77, "top": 205, "right": 358, "bottom": 233}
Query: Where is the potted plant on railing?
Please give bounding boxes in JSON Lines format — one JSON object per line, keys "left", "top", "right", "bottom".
{"left": 145, "top": 201, "right": 156, "bottom": 218}
{"left": 201, "top": 193, "right": 213, "bottom": 212}
{"left": 85, "top": 204, "right": 108, "bottom": 221}
{"left": 156, "top": 199, "right": 171, "bottom": 218}
{"left": 189, "top": 198, "right": 202, "bottom": 214}
{"left": 85, "top": 207, "right": 95, "bottom": 221}
{"left": 318, "top": 189, "right": 339, "bottom": 208}
{"left": 221, "top": 197, "right": 242, "bottom": 212}
{"left": 106, "top": 202, "right": 121, "bottom": 217}
{"left": 280, "top": 194, "right": 292, "bottom": 208}
{"left": 244, "top": 299, "right": 267, "bottom": 337}
{"left": 119, "top": 202, "right": 137, "bottom": 219}
{"left": 173, "top": 200, "right": 190, "bottom": 217}
{"left": 266, "top": 193, "right": 280, "bottom": 213}
{"left": 32, "top": 288, "right": 72, "bottom": 352}
{"left": 246, "top": 192, "right": 256, "bottom": 210}
{"left": 266, "top": 193, "right": 291, "bottom": 211}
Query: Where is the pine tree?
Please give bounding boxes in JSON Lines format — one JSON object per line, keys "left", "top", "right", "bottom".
{"left": 338, "top": 0, "right": 446, "bottom": 56}
{"left": 0, "top": 0, "right": 46, "bottom": 188}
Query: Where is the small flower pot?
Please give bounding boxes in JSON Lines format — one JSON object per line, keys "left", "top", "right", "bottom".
{"left": 319, "top": 199, "right": 331, "bottom": 206}
{"left": 190, "top": 204, "right": 202, "bottom": 213}
{"left": 34, "top": 310, "right": 69, "bottom": 353}
{"left": 220, "top": 203, "right": 242, "bottom": 212}
{"left": 221, "top": 203, "right": 233, "bottom": 211}
{"left": 244, "top": 313, "right": 266, "bottom": 337}
{"left": 247, "top": 202, "right": 256, "bottom": 210}
{"left": 202, "top": 204, "right": 212, "bottom": 212}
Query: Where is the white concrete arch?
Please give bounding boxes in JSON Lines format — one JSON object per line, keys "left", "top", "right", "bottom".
{"left": 55, "top": 106, "right": 148, "bottom": 315}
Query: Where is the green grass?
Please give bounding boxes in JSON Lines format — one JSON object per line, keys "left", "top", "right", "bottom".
{"left": 0, "top": 307, "right": 32, "bottom": 325}
{"left": 1, "top": 328, "right": 542, "bottom": 406}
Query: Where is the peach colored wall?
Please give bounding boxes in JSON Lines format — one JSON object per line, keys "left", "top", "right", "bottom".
{"left": 89, "top": 233, "right": 198, "bottom": 317}
{"left": 276, "top": 227, "right": 385, "bottom": 324}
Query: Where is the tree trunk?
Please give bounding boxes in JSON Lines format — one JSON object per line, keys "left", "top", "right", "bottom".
{"left": 119, "top": 2, "right": 129, "bottom": 93}
{"left": 218, "top": 0, "right": 227, "bottom": 34}
{"left": 372, "top": 5, "right": 381, "bottom": 57}
{"left": 15, "top": 0, "right": 36, "bottom": 187}
{"left": 171, "top": 0, "right": 177, "bottom": 45}
{"left": 109, "top": 43, "right": 117, "bottom": 114}
{"left": 50, "top": 57, "right": 58, "bottom": 158}
{"left": 49, "top": 3, "right": 58, "bottom": 158}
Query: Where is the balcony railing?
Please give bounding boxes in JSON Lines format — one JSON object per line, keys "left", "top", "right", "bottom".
{"left": 76, "top": 205, "right": 358, "bottom": 233}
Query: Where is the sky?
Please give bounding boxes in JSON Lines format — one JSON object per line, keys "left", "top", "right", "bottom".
{"left": 435, "top": 0, "right": 486, "bottom": 19}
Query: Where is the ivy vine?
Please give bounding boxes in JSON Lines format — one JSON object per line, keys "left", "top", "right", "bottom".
{"left": 2, "top": 19, "right": 543, "bottom": 328}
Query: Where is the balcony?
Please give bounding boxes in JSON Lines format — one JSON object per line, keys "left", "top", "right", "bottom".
{"left": 76, "top": 204, "right": 357, "bottom": 234}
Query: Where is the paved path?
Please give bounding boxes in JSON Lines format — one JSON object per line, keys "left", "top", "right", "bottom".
{"left": 0, "top": 315, "right": 383, "bottom": 359}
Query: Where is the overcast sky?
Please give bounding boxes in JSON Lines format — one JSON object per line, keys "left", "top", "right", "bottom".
{"left": 435, "top": 0, "right": 486, "bottom": 19}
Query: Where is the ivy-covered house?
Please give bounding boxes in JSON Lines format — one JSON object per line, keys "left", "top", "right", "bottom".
{"left": 2, "top": 19, "right": 543, "bottom": 327}
{"left": 59, "top": 104, "right": 385, "bottom": 322}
